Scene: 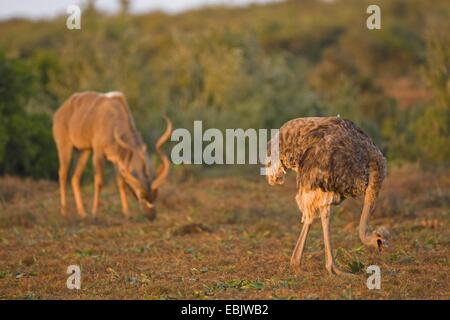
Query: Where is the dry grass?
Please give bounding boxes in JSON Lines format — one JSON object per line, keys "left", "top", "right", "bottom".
{"left": 0, "top": 164, "right": 449, "bottom": 299}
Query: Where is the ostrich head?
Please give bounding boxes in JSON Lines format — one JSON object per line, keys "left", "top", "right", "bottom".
{"left": 366, "top": 226, "right": 390, "bottom": 252}
{"left": 265, "top": 152, "right": 286, "bottom": 186}
{"left": 265, "top": 158, "right": 286, "bottom": 185}
{"left": 265, "top": 133, "right": 286, "bottom": 185}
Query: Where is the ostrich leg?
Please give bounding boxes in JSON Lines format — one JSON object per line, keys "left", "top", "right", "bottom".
{"left": 290, "top": 193, "right": 312, "bottom": 273}
{"left": 320, "top": 206, "right": 352, "bottom": 276}
{"left": 290, "top": 221, "right": 311, "bottom": 273}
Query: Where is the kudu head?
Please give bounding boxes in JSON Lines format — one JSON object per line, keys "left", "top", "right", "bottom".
{"left": 114, "top": 117, "right": 172, "bottom": 220}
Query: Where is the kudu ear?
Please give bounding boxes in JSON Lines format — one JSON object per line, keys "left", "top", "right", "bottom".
{"left": 114, "top": 129, "right": 133, "bottom": 151}
{"left": 114, "top": 129, "right": 134, "bottom": 165}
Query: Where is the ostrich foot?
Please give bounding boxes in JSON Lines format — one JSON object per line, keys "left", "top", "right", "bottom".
{"left": 290, "top": 260, "right": 302, "bottom": 274}
{"left": 326, "top": 263, "right": 354, "bottom": 276}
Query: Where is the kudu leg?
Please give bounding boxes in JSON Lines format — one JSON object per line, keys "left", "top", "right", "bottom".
{"left": 71, "top": 150, "right": 90, "bottom": 218}
{"left": 320, "top": 206, "right": 352, "bottom": 276}
{"left": 56, "top": 144, "right": 73, "bottom": 216}
{"left": 116, "top": 173, "right": 129, "bottom": 217}
{"left": 91, "top": 153, "right": 104, "bottom": 216}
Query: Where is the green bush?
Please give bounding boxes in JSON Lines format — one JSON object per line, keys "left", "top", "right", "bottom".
{"left": 0, "top": 53, "right": 57, "bottom": 179}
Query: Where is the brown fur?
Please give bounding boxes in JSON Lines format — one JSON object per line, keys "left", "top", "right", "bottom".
{"left": 52, "top": 91, "right": 172, "bottom": 219}
{"left": 266, "top": 117, "right": 388, "bottom": 275}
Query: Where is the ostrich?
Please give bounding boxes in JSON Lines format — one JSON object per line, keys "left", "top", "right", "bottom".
{"left": 265, "top": 117, "right": 389, "bottom": 275}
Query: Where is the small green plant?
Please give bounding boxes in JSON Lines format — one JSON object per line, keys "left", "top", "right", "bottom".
{"left": 184, "top": 247, "right": 194, "bottom": 254}
{"left": 348, "top": 260, "right": 365, "bottom": 273}
{"left": 214, "top": 279, "right": 264, "bottom": 290}
{"left": 342, "top": 287, "right": 353, "bottom": 300}
{"left": 75, "top": 248, "right": 94, "bottom": 257}
{"left": 125, "top": 276, "right": 139, "bottom": 286}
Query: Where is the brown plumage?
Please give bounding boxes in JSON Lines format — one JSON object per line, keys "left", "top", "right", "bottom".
{"left": 52, "top": 91, "right": 172, "bottom": 220}
{"left": 266, "top": 116, "right": 388, "bottom": 275}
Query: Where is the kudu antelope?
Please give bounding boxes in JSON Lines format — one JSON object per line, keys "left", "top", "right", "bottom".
{"left": 52, "top": 91, "right": 172, "bottom": 219}
{"left": 266, "top": 117, "right": 388, "bottom": 275}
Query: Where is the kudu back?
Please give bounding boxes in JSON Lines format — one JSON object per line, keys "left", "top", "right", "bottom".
{"left": 52, "top": 91, "right": 172, "bottom": 219}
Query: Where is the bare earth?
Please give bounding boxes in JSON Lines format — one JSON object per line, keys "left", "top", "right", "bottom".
{"left": 0, "top": 164, "right": 448, "bottom": 299}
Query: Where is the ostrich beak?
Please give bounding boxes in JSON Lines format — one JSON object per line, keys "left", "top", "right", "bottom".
{"left": 377, "top": 239, "right": 383, "bottom": 252}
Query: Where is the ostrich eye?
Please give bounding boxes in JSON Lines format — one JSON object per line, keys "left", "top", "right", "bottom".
{"left": 131, "top": 170, "right": 138, "bottom": 179}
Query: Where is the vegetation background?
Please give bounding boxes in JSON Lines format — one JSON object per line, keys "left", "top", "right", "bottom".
{"left": 0, "top": 0, "right": 448, "bottom": 299}
{"left": 0, "top": 0, "right": 449, "bottom": 178}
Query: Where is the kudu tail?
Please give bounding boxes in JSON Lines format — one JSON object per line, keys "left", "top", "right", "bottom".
{"left": 151, "top": 116, "right": 172, "bottom": 194}
{"left": 358, "top": 156, "right": 388, "bottom": 251}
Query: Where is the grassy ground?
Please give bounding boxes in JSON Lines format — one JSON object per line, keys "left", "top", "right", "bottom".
{"left": 0, "top": 164, "right": 449, "bottom": 299}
